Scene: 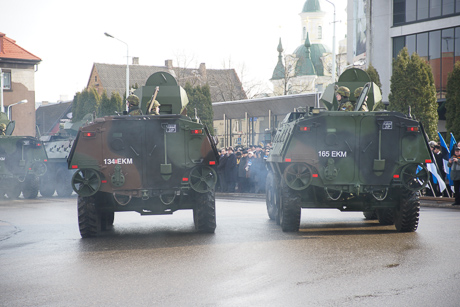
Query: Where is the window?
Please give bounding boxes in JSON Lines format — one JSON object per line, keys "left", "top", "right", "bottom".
{"left": 394, "top": 0, "right": 406, "bottom": 25}
{"left": 417, "top": 32, "right": 429, "bottom": 61}
{"left": 406, "top": 0, "right": 417, "bottom": 22}
{"left": 2, "top": 71, "right": 11, "bottom": 90}
{"left": 430, "top": 0, "right": 442, "bottom": 18}
{"left": 429, "top": 31, "right": 441, "bottom": 98}
{"left": 406, "top": 35, "right": 416, "bottom": 55}
{"left": 455, "top": 27, "right": 460, "bottom": 62}
{"left": 443, "top": 0, "right": 455, "bottom": 15}
{"left": 303, "top": 27, "right": 306, "bottom": 40}
{"left": 418, "top": 0, "right": 429, "bottom": 19}
{"left": 318, "top": 26, "right": 322, "bottom": 39}
{"left": 393, "top": 36, "right": 405, "bottom": 58}
{"left": 95, "top": 76, "right": 98, "bottom": 82}
{"left": 441, "top": 28, "right": 455, "bottom": 98}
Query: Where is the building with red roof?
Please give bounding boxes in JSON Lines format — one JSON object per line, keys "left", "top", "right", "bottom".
{"left": 0, "top": 32, "right": 41, "bottom": 135}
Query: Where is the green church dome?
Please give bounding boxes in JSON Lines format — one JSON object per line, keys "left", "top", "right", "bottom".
{"left": 302, "top": 0, "right": 321, "bottom": 13}
{"left": 293, "top": 38, "right": 329, "bottom": 76}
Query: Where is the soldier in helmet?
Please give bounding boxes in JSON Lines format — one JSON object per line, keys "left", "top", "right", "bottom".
{"left": 354, "top": 87, "right": 369, "bottom": 111}
{"left": 127, "top": 94, "right": 141, "bottom": 115}
{"left": 146, "top": 98, "right": 161, "bottom": 115}
{"left": 336, "top": 86, "right": 353, "bottom": 111}
{"left": 0, "top": 123, "right": 6, "bottom": 135}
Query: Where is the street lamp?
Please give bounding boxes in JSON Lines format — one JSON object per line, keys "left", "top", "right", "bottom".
{"left": 8, "top": 99, "right": 28, "bottom": 120}
{"left": 325, "top": 0, "right": 336, "bottom": 83}
{"left": 104, "top": 32, "right": 129, "bottom": 112}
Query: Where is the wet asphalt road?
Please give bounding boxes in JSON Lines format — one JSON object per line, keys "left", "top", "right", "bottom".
{"left": 1, "top": 196, "right": 460, "bottom": 306}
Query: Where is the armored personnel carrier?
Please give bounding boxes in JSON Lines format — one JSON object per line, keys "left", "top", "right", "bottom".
{"left": 0, "top": 112, "right": 48, "bottom": 199}
{"left": 68, "top": 72, "right": 219, "bottom": 238}
{"left": 39, "top": 114, "right": 93, "bottom": 197}
{"left": 265, "top": 68, "right": 431, "bottom": 232}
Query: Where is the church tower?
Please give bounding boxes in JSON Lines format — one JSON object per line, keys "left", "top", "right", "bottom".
{"left": 271, "top": 0, "right": 333, "bottom": 96}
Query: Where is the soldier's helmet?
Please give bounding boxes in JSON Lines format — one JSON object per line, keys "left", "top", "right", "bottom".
{"left": 336, "top": 86, "right": 350, "bottom": 98}
{"left": 127, "top": 94, "right": 140, "bottom": 106}
{"left": 354, "top": 87, "right": 364, "bottom": 98}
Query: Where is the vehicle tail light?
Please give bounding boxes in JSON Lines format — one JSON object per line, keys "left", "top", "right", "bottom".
{"left": 406, "top": 127, "right": 419, "bottom": 132}
{"left": 83, "top": 132, "right": 96, "bottom": 137}
{"left": 191, "top": 129, "right": 203, "bottom": 135}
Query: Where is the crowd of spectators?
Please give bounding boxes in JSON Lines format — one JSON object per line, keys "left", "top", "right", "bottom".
{"left": 427, "top": 139, "right": 460, "bottom": 206}
{"left": 216, "top": 144, "right": 271, "bottom": 194}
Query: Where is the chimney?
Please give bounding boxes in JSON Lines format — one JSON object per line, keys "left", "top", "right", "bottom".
{"left": 165, "top": 59, "right": 173, "bottom": 69}
{"left": 0, "top": 32, "right": 5, "bottom": 53}
{"left": 132, "top": 57, "right": 139, "bottom": 65}
{"left": 199, "top": 63, "right": 207, "bottom": 80}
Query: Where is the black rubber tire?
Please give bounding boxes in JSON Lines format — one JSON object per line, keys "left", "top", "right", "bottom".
{"left": 394, "top": 190, "right": 420, "bottom": 232}
{"left": 376, "top": 208, "right": 395, "bottom": 225}
{"left": 39, "top": 174, "right": 55, "bottom": 197}
{"left": 266, "top": 172, "right": 279, "bottom": 221}
{"left": 363, "top": 210, "right": 378, "bottom": 220}
{"left": 56, "top": 168, "right": 73, "bottom": 197}
{"left": 280, "top": 184, "right": 301, "bottom": 232}
{"left": 22, "top": 175, "right": 39, "bottom": 199}
{"left": 78, "top": 194, "right": 101, "bottom": 238}
{"left": 6, "top": 183, "right": 22, "bottom": 199}
{"left": 193, "top": 191, "right": 216, "bottom": 233}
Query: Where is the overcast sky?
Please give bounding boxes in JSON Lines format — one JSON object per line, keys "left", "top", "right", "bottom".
{"left": 1, "top": 0, "right": 347, "bottom": 103}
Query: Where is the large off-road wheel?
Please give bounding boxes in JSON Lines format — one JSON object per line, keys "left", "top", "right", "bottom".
{"left": 376, "top": 208, "right": 394, "bottom": 225}
{"left": 394, "top": 189, "right": 420, "bottom": 232}
{"left": 6, "top": 182, "right": 22, "bottom": 199}
{"left": 266, "top": 172, "right": 280, "bottom": 221}
{"left": 280, "top": 184, "right": 301, "bottom": 232}
{"left": 193, "top": 191, "right": 216, "bottom": 233}
{"left": 56, "top": 168, "right": 73, "bottom": 197}
{"left": 78, "top": 194, "right": 101, "bottom": 238}
{"left": 22, "top": 175, "right": 39, "bottom": 199}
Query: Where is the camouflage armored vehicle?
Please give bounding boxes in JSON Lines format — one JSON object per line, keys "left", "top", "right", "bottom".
{"left": 39, "top": 114, "right": 93, "bottom": 197}
{"left": 68, "top": 72, "right": 219, "bottom": 238}
{"left": 265, "top": 68, "right": 431, "bottom": 232}
{"left": 0, "top": 112, "right": 48, "bottom": 199}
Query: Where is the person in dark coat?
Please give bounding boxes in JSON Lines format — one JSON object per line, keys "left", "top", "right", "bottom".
{"left": 225, "top": 147, "right": 237, "bottom": 192}
{"left": 217, "top": 148, "right": 228, "bottom": 192}
{"left": 238, "top": 150, "right": 249, "bottom": 193}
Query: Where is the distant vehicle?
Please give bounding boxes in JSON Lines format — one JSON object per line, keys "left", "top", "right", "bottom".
{"left": 68, "top": 72, "right": 219, "bottom": 238}
{"left": 0, "top": 112, "right": 48, "bottom": 199}
{"left": 39, "top": 114, "right": 93, "bottom": 197}
{"left": 266, "top": 68, "right": 431, "bottom": 232}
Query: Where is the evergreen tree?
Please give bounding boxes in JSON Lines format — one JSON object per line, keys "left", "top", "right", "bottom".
{"left": 388, "top": 47, "right": 438, "bottom": 139}
{"left": 446, "top": 62, "right": 460, "bottom": 142}
{"left": 110, "top": 92, "right": 124, "bottom": 114}
{"left": 72, "top": 92, "right": 80, "bottom": 122}
{"left": 98, "top": 91, "right": 111, "bottom": 117}
{"left": 73, "top": 88, "right": 100, "bottom": 121}
{"left": 185, "top": 83, "right": 214, "bottom": 134}
{"left": 99, "top": 90, "right": 122, "bottom": 117}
